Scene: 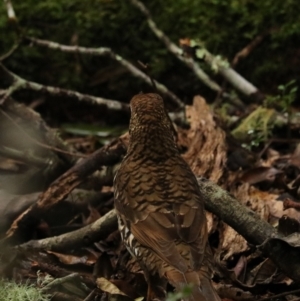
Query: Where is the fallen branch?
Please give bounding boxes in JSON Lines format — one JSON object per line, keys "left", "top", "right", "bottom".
{"left": 0, "top": 63, "right": 129, "bottom": 111}
{"left": 198, "top": 178, "right": 276, "bottom": 245}
{"left": 26, "top": 36, "right": 184, "bottom": 108}
{"left": 18, "top": 209, "right": 117, "bottom": 253}
{"left": 198, "top": 177, "right": 300, "bottom": 282}
{"left": 232, "top": 30, "right": 271, "bottom": 67}
{"left": 4, "top": 137, "right": 127, "bottom": 241}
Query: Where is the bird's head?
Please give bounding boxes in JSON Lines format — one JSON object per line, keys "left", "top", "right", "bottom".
{"left": 129, "top": 93, "right": 172, "bottom": 134}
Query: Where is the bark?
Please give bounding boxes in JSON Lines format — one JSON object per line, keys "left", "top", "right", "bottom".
{"left": 0, "top": 63, "right": 129, "bottom": 111}
{"left": 198, "top": 177, "right": 300, "bottom": 282}
{"left": 18, "top": 209, "right": 117, "bottom": 252}
{"left": 198, "top": 177, "right": 276, "bottom": 245}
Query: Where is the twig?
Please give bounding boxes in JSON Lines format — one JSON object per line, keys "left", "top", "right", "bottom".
{"left": 0, "top": 41, "right": 20, "bottom": 61}
{"left": 26, "top": 36, "right": 184, "bottom": 108}
{"left": 3, "top": 0, "right": 22, "bottom": 35}
{"left": 232, "top": 28, "right": 279, "bottom": 68}
{"left": 0, "top": 63, "right": 14, "bottom": 84}
{"left": 197, "top": 177, "right": 276, "bottom": 246}
{"left": 129, "top": 0, "right": 222, "bottom": 93}
{"left": 197, "top": 177, "right": 300, "bottom": 283}
{"left": 232, "top": 31, "right": 269, "bottom": 67}
{"left": 137, "top": 60, "right": 157, "bottom": 91}
{"left": 0, "top": 62, "right": 129, "bottom": 111}
{"left": 41, "top": 273, "right": 79, "bottom": 291}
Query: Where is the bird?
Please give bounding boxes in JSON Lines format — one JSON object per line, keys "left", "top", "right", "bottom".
{"left": 114, "top": 93, "right": 220, "bottom": 301}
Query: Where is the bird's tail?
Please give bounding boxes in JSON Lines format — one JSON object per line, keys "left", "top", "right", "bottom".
{"left": 198, "top": 262, "right": 221, "bottom": 301}
{"left": 166, "top": 269, "right": 220, "bottom": 301}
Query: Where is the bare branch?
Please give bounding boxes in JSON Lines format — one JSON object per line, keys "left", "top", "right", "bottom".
{"left": 197, "top": 177, "right": 300, "bottom": 282}
{"left": 0, "top": 62, "right": 15, "bottom": 84}
{"left": 198, "top": 177, "right": 275, "bottom": 245}
{"left": 3, "top": 0, "right": 21, "bottom": 33}
{"left": 232, "top": 30, "right": 270, "bottom": 67}
{"left": 232, "top": 37, "right": 264, "bottom": 67}
{"left": 0, "top": 41, "right": 20, "bottom": 62}
{"left": 0, "top": 62, "right": 129, "bottom": 111}
{"left": 18, "top": 209, "right": 118, "bottom": 252}
{"left": 26, "top": 36, "right": 184, "bottom": 108}
{"left": 203, "top": 50, "right": 263, "bottom": 98}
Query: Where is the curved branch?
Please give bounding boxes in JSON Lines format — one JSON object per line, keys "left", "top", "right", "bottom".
{"left": 18, "top": 209, "right": 118, "bottom": 252}
{"left": 0, "top": 63, "right": 129, "bottom": 111}
{"left": 26, "top": 36, "right": 184, "bottom": 108}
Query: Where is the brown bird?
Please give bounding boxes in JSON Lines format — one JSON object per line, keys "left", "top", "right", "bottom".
{"left": 114, "top": 93, "right": 220, "bottom": 301}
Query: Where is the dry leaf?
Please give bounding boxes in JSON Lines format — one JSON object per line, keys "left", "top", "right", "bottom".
{"left": 97, "top": 277, "right": 127, "bottom": 296}
{"left": 47, "top": 251, "right": 96, "bottom": 265}
{"left": 181, "top": 96, "right": 227, "bottom": 183}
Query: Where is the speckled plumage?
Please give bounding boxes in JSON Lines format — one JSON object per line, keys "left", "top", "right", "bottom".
{"left": 114, "top": 93, "right": 220, "bottom": 301}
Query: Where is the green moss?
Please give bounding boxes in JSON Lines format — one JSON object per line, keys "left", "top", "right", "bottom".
{"left": 231, "top": 106, "right": 276, "bottom": 148}
{"left": 0, "top": 279, "right": 50, "bottom": 301}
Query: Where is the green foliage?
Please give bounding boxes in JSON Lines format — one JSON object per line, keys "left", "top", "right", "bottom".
{"left": 0, "top": 279, "right": 50, "bottom": 301}
{"left": 232, "top": 106, "right": 276, "bottom": 149}
{"left": 191, "top": 39, "right": 230, "bottom": 72}
{"left": 264, "top": 79, "right": 298, "bottom": 112}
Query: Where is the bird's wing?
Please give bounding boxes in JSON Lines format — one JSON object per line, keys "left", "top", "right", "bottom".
{"left": 114, "top": 157, "right": 207, "bottom": 272}
{"left": 130, "top": 208, "right": 207, "bottom": 273}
